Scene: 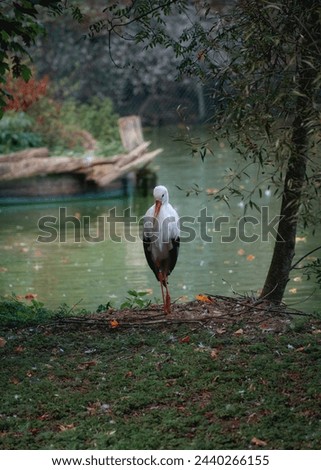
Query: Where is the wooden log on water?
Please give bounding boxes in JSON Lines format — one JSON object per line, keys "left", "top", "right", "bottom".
{"left": 78, "top": 144, "right": 162, "bottom": 186}
{"left": 0, "top": 156, "right": 82, "bottom": 181}
{"left": 0, "top": 116, "right": 162, "bottom": 194}
{"left": 0, "top": 147, "right": 49, "bottom": 163}
{"left": 91, "top": 148, "right": 163, "bottom": 186}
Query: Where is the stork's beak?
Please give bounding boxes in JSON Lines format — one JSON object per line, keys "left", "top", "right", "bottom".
{"left": 154, "top": 200, "right": 162, "bottom": 218}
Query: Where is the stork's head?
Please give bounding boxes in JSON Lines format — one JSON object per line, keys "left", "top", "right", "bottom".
{"left": 153, "top": 185, "right": 168, "bottom": 217}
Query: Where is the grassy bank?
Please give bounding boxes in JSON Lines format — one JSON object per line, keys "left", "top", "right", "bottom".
{"left": 1, "top": 296, "right": 321, "bottom": 450}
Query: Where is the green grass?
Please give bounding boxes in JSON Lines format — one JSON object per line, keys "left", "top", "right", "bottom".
{"left": 1, "top": 299, "right": 321, "bottom": 449}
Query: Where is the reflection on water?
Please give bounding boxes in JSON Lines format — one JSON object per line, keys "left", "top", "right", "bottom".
{"left": 0, "top": 126, "right": 320, "bottom": 313}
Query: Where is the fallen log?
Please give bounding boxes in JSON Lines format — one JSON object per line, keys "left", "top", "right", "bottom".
{"left": 0, "top": 116, "right": 162, "bottom": 197}
{"left": 89, "top": 149, "right": 162, "bottom": 187}
{"left": 0, "top": 147, "right": 49, "bottom": 163}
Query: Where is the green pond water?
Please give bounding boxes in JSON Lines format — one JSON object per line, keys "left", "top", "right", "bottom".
{"left": 1, "top": 126, "right": 320, "bottom": 313}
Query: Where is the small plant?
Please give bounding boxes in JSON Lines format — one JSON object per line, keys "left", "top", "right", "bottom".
{"left": 0, "top": 295, "right": 53, "bottom": 328}
{"left": 120, "top": 290, "right": 151, "bottom": 310}
{"left": 289, "top": 316, "right": 309, "bottom": 333}
{"left": 0, "top": 296, "right": 90, "bottom": 327}
{"left": 96, "top": 301, "right": 113, "bottom": 313}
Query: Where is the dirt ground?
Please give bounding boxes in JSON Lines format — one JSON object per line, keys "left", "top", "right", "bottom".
{"left": 59, "top": 294, "right": 320, "bottom": 336}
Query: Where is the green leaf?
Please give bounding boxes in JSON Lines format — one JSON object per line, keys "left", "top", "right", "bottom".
{"left": 20, "top": 64, "right": 32, "bottom": 82}
{"left": 127, "top": 289, "right": 138, "bottom": 297}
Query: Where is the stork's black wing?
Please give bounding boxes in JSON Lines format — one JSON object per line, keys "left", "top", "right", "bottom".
{"left": 168, "top": 237, "right": 180, "bottom": 275}
{"left": 143, "top": 236, "right": 159, "bottom": 281}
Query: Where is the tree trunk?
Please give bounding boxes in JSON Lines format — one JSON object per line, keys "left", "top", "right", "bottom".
{"left": 260, "top": 2, "right": 320, "bottom": 304}
{"left": 260, "top": 112, "right": 308, "bottom": 303}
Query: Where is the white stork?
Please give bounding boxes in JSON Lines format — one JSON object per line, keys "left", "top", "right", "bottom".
{"left": 143, "top": 185, "right": 180, "bottom": 314}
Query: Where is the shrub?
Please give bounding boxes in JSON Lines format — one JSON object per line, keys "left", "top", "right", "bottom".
{"left": 59, "top": 97, "right": 121, "bottom": 146}
{"left": 28, "top": 97, "right": 86, "bottom": 152}
{"left": 0, "top": 111, "right": 43, "bottom": 153}
{"left": 2, "top": 72, "right": 122, "bottom": 155}
{"left": 28, "top": 96, "right": 123, "bottom": 154}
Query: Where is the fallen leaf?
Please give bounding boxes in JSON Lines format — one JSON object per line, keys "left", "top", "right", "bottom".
{"left": 29, "top": 428, "right": 41, "bottom": 435}
{"left": 247, "top": 412, "right": 257, "bottom": 422}
{"left": 0, "top": 266, "right": 8, "bottom": 272}
{"left": 206, "top": 188, "right": 219, "bottom": 195}
{"left": 234, "top": 328, "right": 244, "bottom": 336}
{"left": 10, "top": 377, "right": 20, "bottom": 385}
{"left": 237, "top": 248, "right": 245, "bottom": 256}
{"left": 77, "top": 360, "right": 97, "bottom": 370}
{"left": 179, "top": 335, "right": 190, "bottom": 343}
{"left": 251, "top": 436, "right": 267, "bottom": 447}
{"left": 166, "top": 379, "right": 177, "bottom": 387}
{"left": 293, "top": 276, "right": 302, "bottom": 282}
{"left": 295, "top": 344, "right": 310, "bottom": 352}
{"left": 210, "top": 348, "right": 219, "bottom": 359}
{"left": 216, "top": 328, "right": 226, "bottom": 335}
{"left": 196, "top": 294, "right": 213, "bottom": 303}
{"left": 125, "top": 371, "right": 134, "bottom": 378}
{"left": 37, "top": 413, "right": 51, "bottom": 421}
{"left": 246, "top": 254, "right": 255, "bottom": 261}
{"left": 312, "top": 329, "right": 321, "bottom": 335}
{"left": 57, "top": 423, "right": 76, "bottom": 432}
{"left": 295, "top": 236, "right": 306, "bottom": 243}
{"left": 15, "top": 345, "right": 25, "bottom": 353}
{"left": 0, "top": 337, "right": 7, "bottom": 348}
{"left": 25, "top": 293, "right": 37, "bottom": 300}
{"left": 110, "top": 319, "right": 119, "bottom": 328}
{"left": 86, "top": 402, "right": 100, "bottom": 416}
{"left": 197, "top": 49, "right": 206, "bottom": 61}
{"left": 289, "top": 287, "right": 297, "bottom": 294}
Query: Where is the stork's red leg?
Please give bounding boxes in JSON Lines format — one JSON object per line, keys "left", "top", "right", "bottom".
{"left": 159, "top": 280, "right": 166, "bottom": 310}
{"left": 158, "top": 271, "right": 170, "bottom": 314}
{"left": 164, "top": 278, "right": 171, "bottom": 314}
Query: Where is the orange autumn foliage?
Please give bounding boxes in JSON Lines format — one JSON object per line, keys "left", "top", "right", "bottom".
{"left": 4, "top": 75, "right": 49, "bottom": 112}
